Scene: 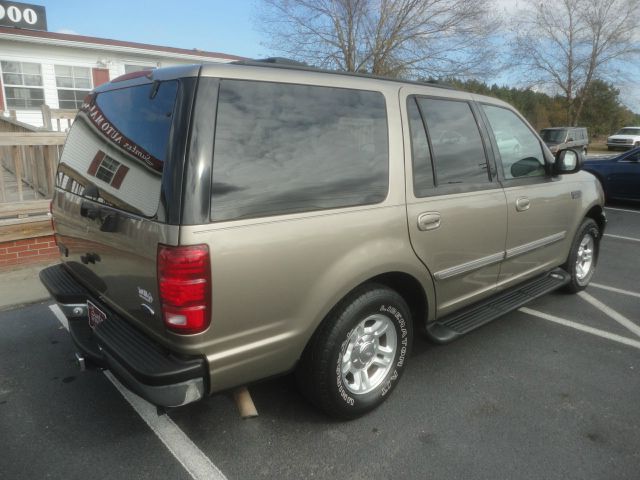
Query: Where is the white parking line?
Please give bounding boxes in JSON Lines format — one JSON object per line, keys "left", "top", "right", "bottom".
{"left": 605, "top": 207, "right": 640, "bottom": 214}
{"left": 577, "top": 292, "right": 640, "bottom": 339}
{"left": 519, "top": 307, "right": 640, "bottom": 350}
{"left": 104, "top": 372, "right": 227, "bottom": 480}
{"left": 48, "top": 304, "right": 227, "bottom": 480}
{"left": 590, "top": 283, "right": 640, "bottom": 299}
{"left": 603, "top": 233, "right": 640, "bottom": 243}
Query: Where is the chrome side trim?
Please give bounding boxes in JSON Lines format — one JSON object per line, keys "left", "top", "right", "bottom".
{"left": 434, "top": 251, "right": 505, "bottom": 280}
{"left": 433, "top": 231, "right": 568, "bottom": 281}
{"left": 505, "top": 231, "right": 567, "bottom": 259}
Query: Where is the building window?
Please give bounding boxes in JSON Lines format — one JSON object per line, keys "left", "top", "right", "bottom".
{"left": 55, "top": 65, "right": 92, "bottom": 109}
{"left": 1, "top": 61, "right": 45, "bottom": 109}
{"left": 87, "top": 151, "right": 129, "bottom": 190}
{"left": 95, "top": 155, "right": 120, "bottom": 183}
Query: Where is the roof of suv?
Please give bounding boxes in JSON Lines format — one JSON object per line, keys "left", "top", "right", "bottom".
{"left": 228, "top": 58, "right": 458, "bottom": 91}
{"left": 93, "top": 60, "right": 515, "bottom": 112}
{"left": 541, "top": 127, "right": 585, "bottom": 130}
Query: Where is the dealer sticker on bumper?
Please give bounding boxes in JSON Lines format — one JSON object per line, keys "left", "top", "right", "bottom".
{"left": 87, "top": 300, "right": 106, "bottom": 329}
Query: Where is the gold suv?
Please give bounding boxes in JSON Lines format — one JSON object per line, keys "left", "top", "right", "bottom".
{"left": 40, "top": 60, "right": 605, "bottom": 419}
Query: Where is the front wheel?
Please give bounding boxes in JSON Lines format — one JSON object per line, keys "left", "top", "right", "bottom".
{"left": 297, "top": 284, "right": 413, "bottom": 419}
{"left": 563, "top": 219, "right": 600, "bottom": 293}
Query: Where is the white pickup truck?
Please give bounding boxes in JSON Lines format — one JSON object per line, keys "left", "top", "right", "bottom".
{"left": 607, "top": 126, "right": 640, "bottom": 150}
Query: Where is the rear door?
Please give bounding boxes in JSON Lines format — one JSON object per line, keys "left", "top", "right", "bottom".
{"left": 401, "top": 88, "right": 507, "bottom": 316}
{"left": 53, "top": 73, "right": 193, "bottom": 341}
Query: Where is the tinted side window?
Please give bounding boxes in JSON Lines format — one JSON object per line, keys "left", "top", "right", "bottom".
{"left": 407, "top": 97, "right": 434, "bottom": 196}
{"left": 482, "top": 104, "right": 546, "bottom": 180}
{"left": 211, "top": 80, "right": 389, "bottom": 221}
{"left": 417, "top": 98, "right": 489, "bottom": 185}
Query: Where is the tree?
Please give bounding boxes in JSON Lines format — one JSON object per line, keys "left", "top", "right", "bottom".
{"left": 256, "top": 0, "right": 501, "bottom": 78}
{"left": 578, "top": 79, "right": 640, "bottom": 137}
{"left": 510, "top": 0, "right": 640, "bottom": 126}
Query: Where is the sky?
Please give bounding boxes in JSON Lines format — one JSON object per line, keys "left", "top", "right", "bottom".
{"left": 39, "top": 0, "right": 266, "bottom": 59}
{"left": 30, "top": 0, "right": 640, "bottom": 113}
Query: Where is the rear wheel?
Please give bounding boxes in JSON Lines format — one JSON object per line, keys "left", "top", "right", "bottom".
{"left": 563, "top": 219, "right": 600, "bottom": 293}
{"left": 297, "top": 284, "right": 413, "bottom": 419}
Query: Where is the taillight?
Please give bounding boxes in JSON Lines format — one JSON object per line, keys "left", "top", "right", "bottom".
{"left": 157, "top": 244, "right": 211, "bottom": 334}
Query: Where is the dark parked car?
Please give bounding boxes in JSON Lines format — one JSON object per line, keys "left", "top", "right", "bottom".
{"left": 583, "top": 147, "right": 640, "bottom": 201}
{"left": 540, "top": 127, "right": 589, "bottom": 155}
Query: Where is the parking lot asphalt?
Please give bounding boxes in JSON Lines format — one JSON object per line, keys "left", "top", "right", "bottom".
{"left": 1, "top": 204, "right": 639, "bottom": 480}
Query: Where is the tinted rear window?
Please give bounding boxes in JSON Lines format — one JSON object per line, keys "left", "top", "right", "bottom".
{"left": 57, "top": 81, "right": 178, "bottom": 217}
{"left": 210, "top": 80, "right": 389, "bottom": 222}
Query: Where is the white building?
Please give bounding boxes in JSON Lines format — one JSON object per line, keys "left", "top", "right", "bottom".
{"left": 0, "top": 20, "right": 242, "bottom": 128}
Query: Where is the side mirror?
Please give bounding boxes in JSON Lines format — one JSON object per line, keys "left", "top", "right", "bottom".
{"left": 554, "top": 149, "right": 582, "bottom": 175}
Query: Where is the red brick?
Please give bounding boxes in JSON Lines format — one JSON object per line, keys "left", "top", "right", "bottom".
{"left": 37, "top": 247, "right": 59, "bottom": 256}
{"left": 11, "top": 239, "right": 32, "bottom": 248}
{"left": 0, "top": 252, "right": 18, "bottom": 260}
{"left": 18, "top": 250, "right": 40, "bottom": 258}
{"left": 0, "top": 248, "right": 6, "bottom": 255}
{"left": 6, "top": 245, "right": 28, "bottom": 254}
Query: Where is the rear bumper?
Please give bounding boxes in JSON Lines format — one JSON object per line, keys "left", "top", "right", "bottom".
{"left": 39, "top": 264, "right": 207, "bottom": 407}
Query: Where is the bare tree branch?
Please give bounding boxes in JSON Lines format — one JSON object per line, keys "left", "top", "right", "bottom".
{"left": 256, "top": 0, "right": 502, "bottom": 79}
{"left": 509, "top": 0, "right": 640, "bottom": 125}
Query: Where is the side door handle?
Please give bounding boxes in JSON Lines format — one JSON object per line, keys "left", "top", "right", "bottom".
{"left": 417, "top": 212, "right": 441, "bottom": 231}
{"left": 515, "top": 197, "right": 530, "bottom": 212}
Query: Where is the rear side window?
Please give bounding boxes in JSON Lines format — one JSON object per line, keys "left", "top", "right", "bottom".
{"left": 57, "top": 81, "right": 178, "bottom": 217}
{"left": 416, "top": 97, "right": 489, "bottom": 185}
{"left": 210, "top": 80, "right": 389, "bottom": 222}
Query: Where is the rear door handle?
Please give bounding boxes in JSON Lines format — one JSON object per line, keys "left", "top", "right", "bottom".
{"left": 417, "top": 212, "right": 441, "bottom": 231}
{"left": 515, "top": 197, "right": 530, "bottom": 212}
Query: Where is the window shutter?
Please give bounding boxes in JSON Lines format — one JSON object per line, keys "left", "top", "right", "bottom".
{"left": 111, "top": 164, "right": 129, "bottom": 189}
{"left": 92, "top": 68, "right": 110, "bottom": 87}
{"left": 87, "top": 151, "right": 105, "bottom": 176}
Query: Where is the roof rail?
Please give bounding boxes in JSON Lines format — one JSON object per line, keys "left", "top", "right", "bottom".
{"left": 229, "top": 58, "right": 457, "bottom": 91}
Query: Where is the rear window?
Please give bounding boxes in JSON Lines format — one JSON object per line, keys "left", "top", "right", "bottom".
{"left": 210, "top": 80, "right": 389, "bottom": 222}
{"left": 57, "top": 80, "right": 178, "bottom": 217}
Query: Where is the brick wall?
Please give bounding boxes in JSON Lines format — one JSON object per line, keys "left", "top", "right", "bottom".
{"left": 0, "top": 235, "right": 59, "bottom": 270}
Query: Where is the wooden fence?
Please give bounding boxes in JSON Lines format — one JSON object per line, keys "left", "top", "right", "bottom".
{"left": 0, "top": 130, "right": 67, "bottom": 243}
{"left": 41, "top": 105, "right": 77, "bottom": 132}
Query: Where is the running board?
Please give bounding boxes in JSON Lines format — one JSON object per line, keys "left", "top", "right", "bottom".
{"left": 426, "top": 268, "right": 570, "bottom": 344}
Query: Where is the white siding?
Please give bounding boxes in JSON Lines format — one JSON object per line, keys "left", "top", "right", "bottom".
{"left": 0, "top": 36, "right": 233, "bottom": 129}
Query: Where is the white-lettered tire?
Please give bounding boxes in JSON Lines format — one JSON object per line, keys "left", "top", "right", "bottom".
{"left": 563, "top": 218, "right": 600, "bottom": 293}
{"left": 297, "top": 284, "right": 413, "bottom": 419}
